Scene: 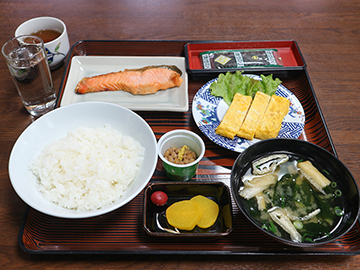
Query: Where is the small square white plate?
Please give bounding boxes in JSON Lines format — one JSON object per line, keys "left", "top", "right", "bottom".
{"left": 60, "top": 56, "right": 189, "bottom": 112}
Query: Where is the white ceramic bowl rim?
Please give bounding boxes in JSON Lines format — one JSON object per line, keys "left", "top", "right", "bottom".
{"left": 8, "top": 101, "right": 158, "bottom": 219}
{"left": 157, "top": 129, "right": 205, "bottom": 167}
{"left": 15, "top": 16, "right": 67, "bottom": 44}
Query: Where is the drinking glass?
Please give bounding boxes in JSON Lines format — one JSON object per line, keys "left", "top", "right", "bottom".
{"left": 2, "top": 35, "right": 56, "bottom": 117}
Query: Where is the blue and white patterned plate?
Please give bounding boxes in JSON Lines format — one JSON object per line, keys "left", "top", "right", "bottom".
{"left": 192, "top": 74, "right": 305, "bottom": 153}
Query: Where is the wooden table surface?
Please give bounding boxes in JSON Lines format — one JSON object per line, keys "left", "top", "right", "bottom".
{"left": 1, "top": 0, "right": 360, "bottom": 269}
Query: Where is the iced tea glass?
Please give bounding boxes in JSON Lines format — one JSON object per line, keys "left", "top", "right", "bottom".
{"left": 2, "top": 35, "right": 56, "bottom": 117}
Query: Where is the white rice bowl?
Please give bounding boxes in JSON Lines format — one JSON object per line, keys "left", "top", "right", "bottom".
{"left": 9, "top": 102, "right": 158, "bottom": 218}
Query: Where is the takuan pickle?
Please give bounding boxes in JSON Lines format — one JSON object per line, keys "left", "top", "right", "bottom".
{"left": 166, "top": 195, "right": 220, "bottom": 231}
{"left": 164, "top": 145, "right": 197, "bottom": 164}
{"left": 166, "top": 199, "right": 203, "bottom": 231}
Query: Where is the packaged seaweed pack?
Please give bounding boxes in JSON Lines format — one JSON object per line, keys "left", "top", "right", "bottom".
{"left": 200, "top": 49, "right": 283, "bottom": 69}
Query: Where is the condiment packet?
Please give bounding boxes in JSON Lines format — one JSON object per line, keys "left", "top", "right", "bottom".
{"left": 200, "top": 49, "right": 283, "bottom": 69}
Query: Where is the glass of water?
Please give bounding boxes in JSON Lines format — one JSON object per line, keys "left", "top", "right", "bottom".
{"left": 2, "top": 35, "right": 56, "bottom": 117}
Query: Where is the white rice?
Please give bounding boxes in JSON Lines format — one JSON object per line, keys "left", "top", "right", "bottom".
{"left": 29, "top": 125, "right": 145, "bottom": 211}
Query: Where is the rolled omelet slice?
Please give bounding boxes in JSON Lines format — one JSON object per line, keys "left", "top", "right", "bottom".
{"left": 215, "top": 93, "right": 252, "bottom": 140}
{"left": 255, "top": 95, "right": 290, "bottom": 140}
{"left": 237, "top": 91, "right": 271, "bottom": 140}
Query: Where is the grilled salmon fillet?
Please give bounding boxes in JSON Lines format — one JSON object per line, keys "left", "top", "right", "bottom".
{"left": 75, "top": 65, "right": 183, "bottom": 95}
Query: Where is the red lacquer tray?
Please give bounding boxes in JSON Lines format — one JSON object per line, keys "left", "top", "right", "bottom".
{"left": 185, "top": 40, "right": 306, "bottom": 80}
{"left": 18, "top": 40, "right": 360, "bottom": 255}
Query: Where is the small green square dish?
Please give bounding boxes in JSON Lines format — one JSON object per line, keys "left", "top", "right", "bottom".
{"left": 143, "top": 181, "right": 233, "bottom": 237}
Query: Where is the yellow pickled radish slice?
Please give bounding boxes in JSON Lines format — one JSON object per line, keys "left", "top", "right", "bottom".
{"left": 191, "top": 195, "right": 219, "bottom": 229}
{"left": 166, "top": 200, "right": 203, "bottom": 231}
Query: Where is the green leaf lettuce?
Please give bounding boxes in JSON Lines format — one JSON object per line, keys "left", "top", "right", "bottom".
{"left": 209, "top": 71, "right": 282, "bottom": 105}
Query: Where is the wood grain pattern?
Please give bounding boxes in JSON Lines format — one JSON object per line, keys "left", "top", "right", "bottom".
{"left": 1, "top": 0, "right": 360, "bottom": 268}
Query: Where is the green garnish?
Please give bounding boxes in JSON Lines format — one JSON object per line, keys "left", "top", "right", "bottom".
{"left": 335, "top": 190, "right": 342, "bottom": 197}
{"left": 268, "top": 221, "right": 278, "bottom": 233}
{"left": 210, "top": 71, "right": 282, "bottom": 105}
{"left": 281, "top": 195, "right": 285, "bottom": 208}
{"left": 334, "top": 206, "right": 344, "bottom": 216}
{"left": 293, "top": 220, "right": 304, "bottom": 230}
{"left": 302, "top": 234, "right": 316, "bottom": 243}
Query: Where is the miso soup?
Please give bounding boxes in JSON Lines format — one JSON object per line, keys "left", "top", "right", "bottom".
{"left": 239, "top": 154, "right": 344, "bottom": 243}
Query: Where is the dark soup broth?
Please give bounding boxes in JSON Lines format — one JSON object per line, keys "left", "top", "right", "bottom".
{"left": 239, "top": 154, "right": 344, "bottom": 244}
{"left": 31, "top": 29, "right": 61, "bottom": 43}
